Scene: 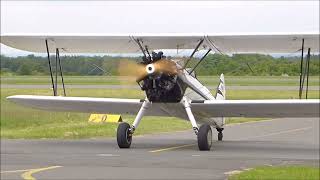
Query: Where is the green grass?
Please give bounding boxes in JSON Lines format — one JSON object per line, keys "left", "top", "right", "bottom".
{"left": 225, "top": 118, "right": 268, "bottom": 124}
{"left": 1, "top": 116, "right": 190, "bottom": 139}
{"left": 1, "top": 87, "right": 319, "bottom": 139}
{"left": 200, "top": 76, "right": 320, "bottom": 86}
{"left": 228, "top": 166, "right": 320, "bottom": 180}
{"left": 1, "top": 76, "right": 136, "bottom": 85}
{"left": 227, "top": 90, "right": 319, "bottom": 99}
{"left": 1, "top": 75, "right": 319, "bottom": 86}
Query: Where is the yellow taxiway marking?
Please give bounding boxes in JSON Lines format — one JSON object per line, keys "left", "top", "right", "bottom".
{"left": 150, "top": 126, "right": 312, "bottom": 153}
{"left": 21, "top": 166, "right": 62, "bottom": 180}
{"left": 1, "top": 166, "right": 62, "bottom": 180}
{"left": 1, "top": 169, "right": 31, "bottom": 174}
{"left": 244, "top": 126, "right": 312, "bottom": 140}
{"left": 149, "top": 143, "right": 196, "bottom": 153}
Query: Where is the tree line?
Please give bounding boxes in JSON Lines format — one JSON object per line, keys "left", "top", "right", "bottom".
{"left": 0, "top": 54, "right": 319, "bottom": 76}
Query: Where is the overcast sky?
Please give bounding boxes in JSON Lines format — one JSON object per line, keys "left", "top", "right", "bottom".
{"left": 1, "top": 1, "right": 319, "bottom": 57}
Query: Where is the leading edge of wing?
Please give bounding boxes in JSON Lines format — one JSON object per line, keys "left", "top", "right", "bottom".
{"left": 191, "top": 99, "right": 320, "bottom": 118}
{"left": 1, "top": 32, "right": 318, "bottom": 37}
{"left": 7, "top": 95, "right": 189, "bottom": 119}
{"left": 7, "top": 95, "right": 142, "bottom": 114}
{"left": 7, "top": 95, "right": 170, "bottom": 116}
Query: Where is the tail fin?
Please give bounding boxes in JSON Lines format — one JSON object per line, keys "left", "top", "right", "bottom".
{"left": 215, "top": 74, "right": 226, "bottom": 100}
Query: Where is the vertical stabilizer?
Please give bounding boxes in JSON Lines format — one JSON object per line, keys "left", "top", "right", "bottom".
{"left": 216, "top": 74, "right": 226, "bottom": 100}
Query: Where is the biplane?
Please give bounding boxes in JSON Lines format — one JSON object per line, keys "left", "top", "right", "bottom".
{"left": 1, "top": 33, "right": 319, "bottom": 150}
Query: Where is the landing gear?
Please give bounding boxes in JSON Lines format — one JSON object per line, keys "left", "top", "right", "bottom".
{"left": 218, "top": 132, "right": 223, "bottom": 141}
{"left": 217, "top": 128, "right": 224, "bottom": 141}
{"left": 183, "top": 97, "right": 199, "bottom": 135}
{"left": 197, "top": 124, "right": 212, "bottom": 151}
{"left": 117, "top": 100, "right": 150, "bottom": 149}
{"left": 117, "top": 122, "right": 132, "bottom": 148}
{"left": 183, "top": 97, "right": 213, "bottom": 151}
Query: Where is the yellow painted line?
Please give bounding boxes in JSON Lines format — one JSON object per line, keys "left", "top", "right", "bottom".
{"left": 224, "top": 168, "right": 253, "bottom": 175}
{"left": 149, "top": 143, "right": 196, "bottom": 153}
{"left": 1, "top": 169, "right": 30, "bottom": 174}
{"left": 21, "top": 166, "right": 62, "bottom": 180}
{"left": 224, "top": 170, "right": 243, "bottom": 175}
{"left": 226, "top": 119, "right": 275, "bottom": 127}
{"left": 150, "top": 126, "right": 312, "bottom": 153}
{"left": 244, "top": 126, "right": 312, "bottom": 140}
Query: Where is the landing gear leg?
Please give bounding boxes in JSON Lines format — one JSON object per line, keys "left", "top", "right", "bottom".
{"left": 183, "top": 97, "right": 199, "bottom": 135}
{"left": 216, "top": 128, "right": 224, "bottom": 141}
{"left": 117, "top": 100, "right": 149, "bottom": 148}
{"left": 183, "top": 97, "right": 212, "bottom": 151}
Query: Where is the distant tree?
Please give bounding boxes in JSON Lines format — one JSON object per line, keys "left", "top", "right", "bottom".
{"left": 0, "top": 54, "right": 319, "bottom": 76}
{"left": 17, "top": 64, "right": 32, "bottom": 75}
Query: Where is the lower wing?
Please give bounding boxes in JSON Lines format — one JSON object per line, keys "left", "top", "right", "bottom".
{"left": 192, "top": 99, "right": 319, "bottom": 118}
{"left": 6, "top": 95, "right": 171, "bottom": 116}
{"left": 7, "top": 95, "right": 319, "bottom": 118}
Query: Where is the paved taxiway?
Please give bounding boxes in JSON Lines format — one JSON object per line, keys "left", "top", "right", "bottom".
{"left": 1, "top": 118, "right": 319, "bottom": 180}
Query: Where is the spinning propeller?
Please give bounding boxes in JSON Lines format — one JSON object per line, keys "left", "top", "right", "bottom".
{"left": 118, "top": 58, "right": 179, "bottom": 83}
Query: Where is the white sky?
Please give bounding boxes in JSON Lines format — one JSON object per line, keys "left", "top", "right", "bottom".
{"left": 1, "top": 1, "right": 319, "bottom": 57}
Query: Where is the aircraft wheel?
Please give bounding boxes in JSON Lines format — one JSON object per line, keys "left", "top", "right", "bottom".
{"left": 218, "top": 132, "right": 223, "bottom": 141}
{"left": 117, "top": 122, "right": 132, "bottom": 148}
{"left": 197, "top": 124, "right": 212, "bottom": 151}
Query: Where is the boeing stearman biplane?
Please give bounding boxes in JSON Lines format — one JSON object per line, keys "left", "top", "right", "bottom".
{"left": 1, "top": 34, "right": 319, "bottom": 150}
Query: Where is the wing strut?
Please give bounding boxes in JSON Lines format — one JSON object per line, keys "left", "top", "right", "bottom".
{"left": 183, "top": 38, "right": 204, "bottom": 69}
{"left": 44, "top": 40, "right": 67, "bottom": 96}
{"left": 188, "top": 48, "right": 212, "bottom": 75}
{"left": 305, "top": 48, "right": 311, "bottom": 99}
{"left": 298, "top": 39, "right": 304, "bottom": 99}
{"left": 300, "top": 48, "right": 311, "bottom": 99}
{"left": 56, "top": 48, "right": 67, "bottom": 96}
{"left": 45, "top": 39, "right": 56, "bottom": 96}
{"left": 298, "top": 38, "right": 311, "bottom": 99}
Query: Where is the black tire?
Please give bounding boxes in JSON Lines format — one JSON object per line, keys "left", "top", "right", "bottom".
{"left": 218, "top": 132, "right": 223, "bottom": 141}
{"left": 117, "top": 122, "right": 132, "bottom": 148}
{"left": 197, "top": 124, "right": 212, "bottom": 151}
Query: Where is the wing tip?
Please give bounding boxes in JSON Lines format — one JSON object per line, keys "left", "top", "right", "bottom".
{"left": 6, "top": 95, "right": 36, "bottom": 101}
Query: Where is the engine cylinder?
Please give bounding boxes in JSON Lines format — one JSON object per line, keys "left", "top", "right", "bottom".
{"left": 142, "top": 74, "right": 185, "bottom": 102}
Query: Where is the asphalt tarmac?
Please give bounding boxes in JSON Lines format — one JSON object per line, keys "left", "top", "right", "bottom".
{"left": 1, "top": 118, "right": 319, "bottom": 180}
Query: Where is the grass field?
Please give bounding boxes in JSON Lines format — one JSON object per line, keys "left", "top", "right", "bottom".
{"left": 1, "top": 75, "right": 319, "bottom": 139}
{"left": 1, "top": 84, "right": 319, "bottom": 139}
{"left": 1, "top": 75, "right": 320, "bottom": 86}
{"left": 228, "top": 166, "right": 320, "bottom": 180}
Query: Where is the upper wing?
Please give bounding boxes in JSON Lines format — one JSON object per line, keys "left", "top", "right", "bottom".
{"left": 1, "top": 34, "right": 318, "bottom": 53}
{"left": 6, "top": 95, "right": 178, "bottom": 117}
{"left": 206, "top": 34, "right": 319, "bottom": 53}
{"left": 192, "top": 99, "right": 319, "bottom": 118}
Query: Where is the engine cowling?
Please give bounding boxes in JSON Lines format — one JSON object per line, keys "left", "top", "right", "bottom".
{"left": 141, "top": 73, "right": 185, "bottom": 102}
{"left": 137, "top": 52, "right": 187, "bottom": 102}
